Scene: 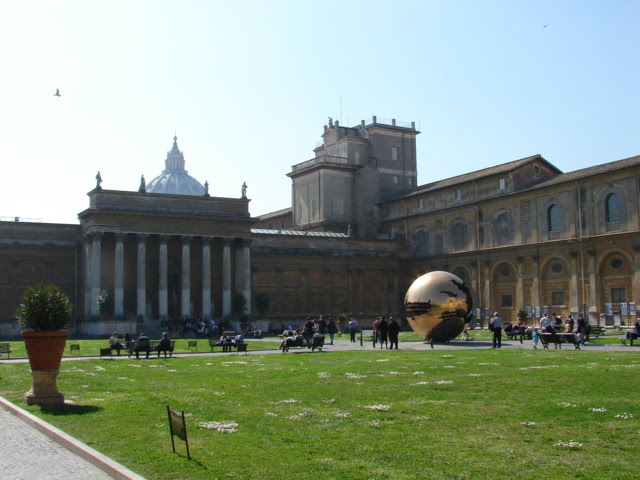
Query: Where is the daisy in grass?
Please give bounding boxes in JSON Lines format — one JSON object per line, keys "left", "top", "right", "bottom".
{"left": 198, "top": 421, "right": 238, "bottom": 433}
{"left": 317, "top": 372, "right": 331, "bottom": 378}
{"left": 588, "top": 407, "right": 607, "bottom": 413}
{"left": 334, "top": 411, "right": 351, "bottom": 418}
{"left": 413, "top": 371, "right": 425, "bottom": 375}
{"left": 555, "top": 441, "right": 582, "bottom": 449}
{"left": 615, "top": 413, "right": 633, "bottom": 419}
{"left": 520, "top": 421, "right": 536, "bottom": 426}
{"left": 345, "top": 373, "right": 367, "bottom": 379}
{"left": 557, "top": 402, "right": 578, "bottom": 408}
{"left": 433, "top": 380, "right": 453, "bottom": 385}
{"left": 277, "top": 398, "right": 301, "bottom": 404}
{"left": 362, "top": 404, "right": 391, "bottom": 411}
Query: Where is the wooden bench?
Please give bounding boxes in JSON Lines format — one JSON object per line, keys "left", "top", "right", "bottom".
{"left": 69, "top": 343, "right": 81, "bottom": 354}
{"left": 150, "top": 340, "right": 176, "bottom": 357}
{"left": 187, "top": 340, "right": 198, "bottom": 351}
{"left": 0, "top": 342, "right": 12, "bottom": 358}
{"left": 588, "top": 325, "right": 605, "bottom": 339}
{"left": 620, "top": 332, "right": 640, "bottom": 346}
{"left": 540, "top": 332, "right": 581, "bottom": 350}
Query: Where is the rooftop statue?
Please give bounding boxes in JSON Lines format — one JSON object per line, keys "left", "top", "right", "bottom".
{"left": 95, "top": 171, "right": 102, "bottom": 190}
{"left": 139, "top": 175, "right": 146, "bottom": 193}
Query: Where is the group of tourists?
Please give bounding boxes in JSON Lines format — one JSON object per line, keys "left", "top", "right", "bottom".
{"left": 372, "top": 316, "right": 400, "bottom": 349}
{"left": 490, "top": 311, "right": 592, "bottom": 349}
{"left": 108, "top": 331, "right": 174, "bottom": 358}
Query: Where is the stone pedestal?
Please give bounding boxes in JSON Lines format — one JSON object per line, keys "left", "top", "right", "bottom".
{"left": 25, "top": 369, "right": 64, "bottom": 406}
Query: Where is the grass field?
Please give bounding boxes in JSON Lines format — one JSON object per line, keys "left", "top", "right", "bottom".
{"left": 1, "top": 347, "right": 639, "bottom": 479}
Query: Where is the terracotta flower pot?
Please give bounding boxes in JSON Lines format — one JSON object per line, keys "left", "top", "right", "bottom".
{"left": 21, "top": 331, "right": 70, "bottom": 370}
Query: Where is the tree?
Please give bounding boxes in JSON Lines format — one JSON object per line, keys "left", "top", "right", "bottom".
{"left": 254, "top": 292, "right": 270, "bottom": 316}
{"left": 232, "top": 293, "right": 247, "bottom": 317}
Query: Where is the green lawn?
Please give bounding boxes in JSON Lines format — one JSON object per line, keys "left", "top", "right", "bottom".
{"left": 1, "top": 349, "right": 639, "bottom": 479}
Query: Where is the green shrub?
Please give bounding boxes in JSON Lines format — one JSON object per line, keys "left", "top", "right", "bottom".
{"left": 16, "top": 283, "right": 72, "bottom": 331}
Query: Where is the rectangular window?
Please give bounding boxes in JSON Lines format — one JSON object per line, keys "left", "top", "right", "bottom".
{"left": 311, "top": 200, "right": 316, "bottom": 219}
{"left": 498, "top": 178, "right": 505, "bottom": 192}
{"left": 384, "top": 206, "right": 390, "bottom": 218}
{"left": 502, "top": 294, "right": 513, "bottom": 308}
{"left": 611, "top": 288, "right": 626, "bottom": 303}
{"left": 552, "top": 291, "right": 565, "bottom": 306}
{"left": 417, "top": 198, "right": 424, "bottom": 210}
{"left": 392, "top": 175, "right": 399, "bottom": 185}
{"left": 332, "top": 198, "right": 344, "bottom": 216}
{"left": 435, "top": 235, "right": 443, "bottom": 254}
{"left": 408, "top": 177, "right": 413, "bottom": 186}
{"left": 391, "top": 146, "right": 399, "bottom": 161}
{"left": 354, "top": 151, "right": 360, "bottom": 165}
{"left": 455, "top": 188, "right": 462, "bottom": 203}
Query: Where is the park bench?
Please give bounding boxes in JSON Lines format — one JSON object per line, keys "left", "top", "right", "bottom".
{"left": 619, "top": 332, "right": 640, "bottom": 346}
{"left": 150, "top": 340, "right": 176, "bottom": 357}
{"left": 588, "top": 325, "right": 605, "bottom": 339}
{"left": 0, "top": 342, "right": 12, "bottom": 358}
{"left": 187, "top": 340, "right": 198, "bottom": 351}
{"left": 505, "top": 326, "right": 528, "bottom": 343}
{"left": 69, "top": 343, "right": 81, "bottom": 354}
{"left": 540, "top": 332, "right": 581, "bottom": 350}
{"left": 209, "top": 337, "right": 246, "bottom": 353}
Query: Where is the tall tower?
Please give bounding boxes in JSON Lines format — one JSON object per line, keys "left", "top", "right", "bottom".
{"left": 288, "top": 116, "right": 419, "bottom": 238}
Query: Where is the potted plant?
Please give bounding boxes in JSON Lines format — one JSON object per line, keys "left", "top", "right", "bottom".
{"left": 232, "top": 293, "right": 247, "bottom": 331}
{"left": 97, "top": 289, "right": 113, "bottom": 318}
{"left": 16, "top": 283, "right": 72, "bottom": 405}
{"left": 254, "top": 292, "right": 270, "bottom": 317}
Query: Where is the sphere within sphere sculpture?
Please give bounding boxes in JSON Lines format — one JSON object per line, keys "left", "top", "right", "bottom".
{"left": 404, "top": 271, "right": 473, "bottom": 342}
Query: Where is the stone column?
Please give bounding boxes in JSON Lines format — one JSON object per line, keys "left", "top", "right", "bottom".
{"left": 569, "top": 250, "right": 580, "bottom": 315}
{"left": 382, "top": 270, "right": 389, "bottom": 314}
{"left": 181, "top": 236, "right": 192, "bottom": 317}
{"left": 84, "top": 238, "right": 92, "bottom": 316}
{"left": 531, "top": 255, "right": 540, "bottom": 315}
{"left": 393, "top": 270, "right": 399, "bottom": 314}
{"left": 222, "top": 238, "right": 232, "bottom": 316}
{"left": 346, "top": 268, "right": 353, "bottom": 314}
{"left": 587, "top": 249, "right": 599, "bottom": 323}
{"left": 357, "top": 269, "right": 364, "bottom": 315}
{"left": 202, "top": 237, "right": 212, "bottom": 319}
{"left": 323, "top": 268, "right": 330, "bottom": 314}
{"left": 158, "top": 235, "right": 169, "bottom": 320}
{"left": 114, "top": 233, "right": 125, "bottom": 316}
{"left": 300, "top": 268, "right": 308, "bottom": 314}
{"left": 275, "top": 267, "right": 283, "bottom": 315}
{"left": 633, "top": 246, "right": 640, "bottom": 311}
{"left": 515, "top": 257, "right": 524, "bottom": 313}
{"left": 242, "top": 239, "right": 252, "bottom": 315}
{"left": 90, "top": 233, "right": 102, "bottom": 316}
{"left": 136, "top": 234, "right": 147, "bottom": 317}
{"left": 483, "top": 261, "right": 491, "bottom": 321}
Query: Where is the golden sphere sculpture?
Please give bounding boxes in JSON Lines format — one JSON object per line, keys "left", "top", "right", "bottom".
{"left": 404, "top": 271, "right": 473, "bottom": 342}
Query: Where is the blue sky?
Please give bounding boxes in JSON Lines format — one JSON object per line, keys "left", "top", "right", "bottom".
{"left": 1, "top": 0, "right": 638, "bottom": 224}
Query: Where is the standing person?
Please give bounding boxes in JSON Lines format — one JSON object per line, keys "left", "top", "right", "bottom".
{"left": 318, "top": 315, "right": 327, "bottom": 335}
{"left": 378, "top": 316, "right": 388, "bottom": 349}
{"left": 348, "top": 316, "right": 358, "bottom": 343}
{"left": 327, "top": 316, "right": 337, "bottom": 345}
{"left": 531, "top": 327, "right": 540, "bottom": 349}
{"left": 490, "top": 312, "right": 502, "bottom": 348}
{"left": 303, "top": 317, "right": 315, "bottom": 348}
{"left": 372, "top": 317, "right": 381, "bottom": 348}
{"left": 388, "top": 316, "right": 400, "bottom": 349}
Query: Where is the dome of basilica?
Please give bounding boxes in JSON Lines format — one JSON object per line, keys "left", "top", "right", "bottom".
{"left": 146, "top": 136, "right": 205, "bottom": 196}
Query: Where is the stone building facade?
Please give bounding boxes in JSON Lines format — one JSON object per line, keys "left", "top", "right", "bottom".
{"left": 1, "top": 120, "right": 639, "bottom": 337}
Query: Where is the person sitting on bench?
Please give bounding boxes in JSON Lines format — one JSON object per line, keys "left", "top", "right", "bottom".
{"left": 133, "top": 332, "right": 151, "bottom": 359}
{"left": 109, "top": 332, "right": 124, "bottom": 355}
{"left": 156, "top": 332, "right": 173, "bottom": 358}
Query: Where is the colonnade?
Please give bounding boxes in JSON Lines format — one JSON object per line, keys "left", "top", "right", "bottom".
{"left": 84, "top": 232, "right": 251, "bottom": 319}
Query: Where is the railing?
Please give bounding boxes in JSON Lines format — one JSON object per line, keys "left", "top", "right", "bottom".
{"left": 0, "top": 216, "right": 43, "bottom": 223}
{"left": 291, "top": 155, "right": 350, "bottom": 172}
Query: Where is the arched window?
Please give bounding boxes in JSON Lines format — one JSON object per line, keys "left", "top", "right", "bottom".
{"left": 412, "top": 229, "right": 429, "bottom": 257}
{"left": 493, "top": 212, "right": 513, "bottom": 246}
{"left": 547, "top": 204, "right": 561, "bottom": 232}
{"left": 606, "top": 193, "right": 621, "bottom": 223}
{"left": 451, "top": 222, "right": 468, "bottom": 251}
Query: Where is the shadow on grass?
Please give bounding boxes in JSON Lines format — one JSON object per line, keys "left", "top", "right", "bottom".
{"left": 40, "top": 403, "right": 102, "bottom": 415}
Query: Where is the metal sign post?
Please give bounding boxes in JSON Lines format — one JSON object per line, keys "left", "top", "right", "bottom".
{"left": 167, "top": 405, "right": 191, "bottom": 460}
